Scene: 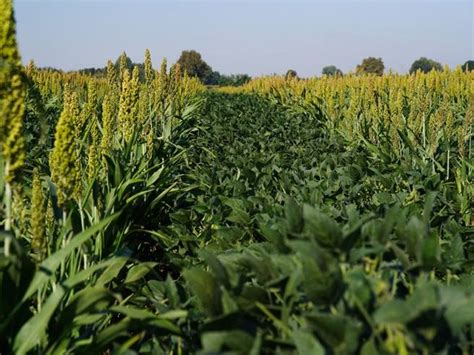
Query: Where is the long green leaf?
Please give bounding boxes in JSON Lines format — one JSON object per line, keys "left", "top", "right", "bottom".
{"left": 23, "top": 212, "right": 120, "bottom": 302}
{"left": 14, "top": 286, "right": 66, "bottom": 354}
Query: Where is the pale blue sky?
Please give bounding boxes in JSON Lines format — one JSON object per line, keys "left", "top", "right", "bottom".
{"left": 14, "top": 0, "right": 473, "bottom": 76}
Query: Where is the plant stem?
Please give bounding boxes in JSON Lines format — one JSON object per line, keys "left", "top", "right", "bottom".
{"left": 4, "top": 180, "right": 12, "bottom": 257}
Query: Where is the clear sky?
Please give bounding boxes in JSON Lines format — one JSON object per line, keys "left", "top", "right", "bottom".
{"left": 14, "top": 0, "right": 474, "bottom": 77}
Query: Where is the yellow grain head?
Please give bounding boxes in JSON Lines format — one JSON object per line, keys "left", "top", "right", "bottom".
{"left": 25, "top": 59, "right": 38, "bottom": 80}
{"left": 101, "top": 94, "right": 114, "bottom": 151}
{"left": 0, "top": 0, "right": 26, "bottom": 184}
{"left": 144, "top": 48, "right": 154, "bottom": 85}
{"left": 138, "top": 90, "right": 149, "bottom": 125}
{"left": 87, "top": 144, "right": 99, "bottom": 181}
{"left": 119, "top": 51, "right": 128, "bottom": 80}
{"left": 458, "top": 96, "right": 473, "bottom": 159}
{"left": 158, "top": 58, "right": 169, "bottom": 102}
{"left": 118, "top": 67, "right": 140, "bottom": 141}
{"left": 85, "top": 81, "right": 100, "bottom": 145}
{"left": 106, "top": 59, "right": 118, "bottom": 90}
{"left": 49, "top": 91, "right": 83, "bottom": 208}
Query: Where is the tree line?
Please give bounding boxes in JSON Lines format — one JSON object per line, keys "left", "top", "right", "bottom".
{"left": 292, "top": 58, "right": 474, "bottom": 78}
{"left": 75, "top": 50, "right": 250, "bottom": 87}
{"left": 70, "top": 50, "right": 474, "bottom": 85}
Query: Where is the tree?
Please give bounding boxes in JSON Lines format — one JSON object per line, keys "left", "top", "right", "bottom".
{"left": 204, "top": 72, "right": 251, "bottom": 87}
{"left": 218, "top": 74, "right": 251, "bottom": 87}
{"left": 229, "top": 74, "right": 251, "bottom": 86}
{"left": 356, "top": 57, "right": 384, "bottom": 76}
{"left": 409, "top": 57, "right": 442, "bottom": 74}
{"left": 462, "top": 60, "right": 474, "bottom": 71}
{"left": 176, "top": 50, "right": 213, "bottom": 84}
{"left": 285, "top": 69, "right": 298, "bottom": 80}
{"left": 322, "top": 65, "right": 342, "bottom": 76}
{"left": 206, "top": 71, "right": 221, "bottom": 86}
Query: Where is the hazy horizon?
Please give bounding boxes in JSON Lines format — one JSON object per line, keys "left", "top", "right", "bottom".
{"left": 15, "top": 0, "right": 474, "bottom": 76}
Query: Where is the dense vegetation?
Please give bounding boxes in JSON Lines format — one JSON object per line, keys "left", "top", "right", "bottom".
{"left": 355, "top": 57, "right": 385, "bottom": 76}
{"left": 1, "top": 1, "right": 473, "bottom": 353}
{"left": 409, "top": 57, "right": 443, "bottom": 74}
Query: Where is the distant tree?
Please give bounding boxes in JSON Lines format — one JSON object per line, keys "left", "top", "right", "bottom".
{"left": 218, "top": 74, "right": 251, "bottom": 86}
{"left": 462, "top": 60, "right": 474, "bottom": 71}
{"left": 77, "top": 67, "right": 107, "bottom": 77}
{"left": 285, "top": 69, "right": 298, "bottom": 80}
{"left": 409, "top": 57, "right": 442, "bottom": 74}
{"left": 40, "top": 67, "right": 63, "bottom": 73}
{"left": 176, "top": 50, "right": 213, "bottom": 84}
{"left": 206, "top": 71, "right": 221, "bottom": 86}
{"left": 356, "top": 57, "right": 384, "bottom": 76}
{"left": 204, "top": 72, "right": 251, "bottom": 87}
{"left": 322, "top": 65, "right": 343, "bottom": 76}
{"left": 232, "top": 74, "right": 251, "bottom": 86}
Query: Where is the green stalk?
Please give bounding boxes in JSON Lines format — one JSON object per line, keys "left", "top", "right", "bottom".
{"left": 60, "top": 210, "right": 67, "bottom": 277}
{"left": 78, "top": 198, "right": 89, "bottom": 269}
{"left": 446, "top": 147, "right": 450, "bottom": 180}
{"left": 4, "top": 179, "right": 12, "bottom": 257}
{"left": 469, "top": 126, "right": 472, "bottom": 177}
{"left": 94, "top": 205, "right": 103, "bottom": 260}
{"left": 79, "top": 198, "right": 85, "bottom": 231}
{"left": 422, "top": 113, "right": 426, "bottom": 149}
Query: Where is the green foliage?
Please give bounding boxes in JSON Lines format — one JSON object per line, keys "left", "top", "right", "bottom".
{"left": 409, "top": 57, "right": 443, "bottom": 74}
{"left": 176, "top": 49, "right": 213, "bottom": 84}
{"left": 356, "top": 57, "right": 385, "bottom": 76}
{"left": 285, "top": 69, "right": 298, "bottom": 80}
{"left": 30, "top": 169, "right": 46, "bottom": 260}
{"left": 1, "top": 85, "right": 473, "bottom": 353}
{"left": 322, "top": 65, "right": 342, "bottom": 76}
{"left": 208, "top": 72, "right": 252, "bottom": 86}
{"left": 0, "top": 6, "right": 473, "bottom": 352}
{"left": 462, "top": 60, "right": 474, "bottom": 71}
{"left": 169, "top": 92, "right": 473, "bottom": 354}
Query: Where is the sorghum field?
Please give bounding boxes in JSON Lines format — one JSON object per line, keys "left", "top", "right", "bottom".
{"left": 1, "top": 1, "right": 473, "bottom": 354}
